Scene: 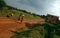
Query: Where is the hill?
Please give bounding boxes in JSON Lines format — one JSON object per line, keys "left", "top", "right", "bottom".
{"left": 0, "top": 0, "right": 60, "bottom": 38}
{"left": 0, "top": 0, "right": 45, "bottom": 38}
{"left": 0, "top": 0, "right": 41, "bottom": 19}
{"left": 1, "top": 6, "right": 42, "bottom": 19}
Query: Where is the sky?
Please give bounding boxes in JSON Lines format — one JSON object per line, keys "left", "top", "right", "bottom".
{"left": 4, "top": 0, "right": 60, "bottom": 19}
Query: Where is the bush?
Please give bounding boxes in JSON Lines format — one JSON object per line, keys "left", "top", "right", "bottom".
{"left": 0, "top": 0, "right": 6, "bottom": 9}
{"left": 11, "top": 24, "right": 44, "bottom": 38}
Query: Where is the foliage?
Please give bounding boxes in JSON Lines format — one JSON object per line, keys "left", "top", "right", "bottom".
{"left": 0, "top": 0, "right": 41, "bottom": 19}
{"left": 11, "top": 23, "right": 60, "bottom": 38}
{"left": 54, "top": 21, "right": 60, "bottom": 36}
{"left": 11, "top": 24, "right": 44, "bottom": 38}
{"left": 0, "top": 0, "right": 6, "bottom": 9}
{"left": 0, "top": 5, "right": 41, "bottom": 19}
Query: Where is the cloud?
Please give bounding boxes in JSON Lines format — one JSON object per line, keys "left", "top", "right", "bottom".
{"left": 4, "top": 0, "right": 41, "bottom": 14}
{"left": 47, "top": 0, "right": 60, "bottom": 16}
{"left": 4, "top": 0, "right": 60, "bottom": 19}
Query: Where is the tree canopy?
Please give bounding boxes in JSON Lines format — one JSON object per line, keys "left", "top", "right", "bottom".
{"left": 0, "top": 0, "right": 6, "bottom": 9}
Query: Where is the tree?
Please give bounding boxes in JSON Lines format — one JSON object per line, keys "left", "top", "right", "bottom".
{"left": 0, "top": 0, "right": 6, "bottom": 10}
{"left": 55, "top": 21, "right": 60, "bottom": 36}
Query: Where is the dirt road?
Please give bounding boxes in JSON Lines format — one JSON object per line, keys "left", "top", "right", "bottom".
{"left": 0, "top": 17, "right": 45, "bottom": 38}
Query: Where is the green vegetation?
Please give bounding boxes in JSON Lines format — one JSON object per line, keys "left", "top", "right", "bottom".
{"left": 11, "top": 23, "right": 60, "bottom": 38}
{"left": 11, "top": 24, "right": 44, "bottom": 38}
{"left": 0, "top": 0, "right": 6, "bottom": 9}
{"left": 0, "top": 0, "right": 41, "bottom": 19}
{"left": 0, "top": 0, "right": 60, "bottom": 38}
{"left": 0, "top": 6, "right": 41, "bottom": 19}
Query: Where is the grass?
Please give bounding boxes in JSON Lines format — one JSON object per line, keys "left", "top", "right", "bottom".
{"left": 11, "top": 24, "right": 44, "bottom": 38}
{"left": 53, "top": 34, "right": 60, "bottom": 38}
{"left": 0, "top": 7, "right": 41, "bottom": 19}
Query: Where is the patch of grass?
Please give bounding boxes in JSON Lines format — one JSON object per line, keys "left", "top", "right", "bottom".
{"left": 11, "top": 23, "right": 60, "bottom": 38}
{"left": 11, "top": 24, "right": 44, "bottom": 38}
{"left": 53, "top": 34, "right": 60, "bottom": 38}
{"left": 0, "top": 7, "right": 41, "bottom": 19}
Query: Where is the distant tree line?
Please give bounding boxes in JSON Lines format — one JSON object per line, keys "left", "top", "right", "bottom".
{"left": 0, "top": 0, "right": 50, "bottom": 19}
{"left": 7, "top": 5, "right": 45, "bottom": 17}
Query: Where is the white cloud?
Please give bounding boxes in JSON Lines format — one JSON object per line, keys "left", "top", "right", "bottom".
{"left": 46, "top": 0, "right": 60, "bottom": 20}
{"left": 4, "top": 0, "right": 60, "bottom": 19}
{"left": 4, "top": 0, "right": 40, "bottom": 14}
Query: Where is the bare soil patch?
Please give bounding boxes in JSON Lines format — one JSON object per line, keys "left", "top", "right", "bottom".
{"left": 0, "top": 17, "right": 45, "bottom": 38}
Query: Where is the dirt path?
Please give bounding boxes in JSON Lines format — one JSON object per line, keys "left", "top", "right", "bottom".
{"left": 0, "top": 17, "right": 45, "bottom": 38}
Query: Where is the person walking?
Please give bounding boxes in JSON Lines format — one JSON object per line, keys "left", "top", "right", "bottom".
{"left": 20, "top": 14, "right": 24, "bottom": 23}
{"left": 17, "top": 13, "right": 24, "bottom": 23}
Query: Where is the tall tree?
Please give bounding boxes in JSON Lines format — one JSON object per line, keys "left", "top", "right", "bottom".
{"left": 0, "top": 0, "right": 6, "bottom": 10}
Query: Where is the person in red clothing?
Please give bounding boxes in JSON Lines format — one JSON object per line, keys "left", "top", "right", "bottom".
{"left": 17, "top": 13, "right": 24, "bottom": 23}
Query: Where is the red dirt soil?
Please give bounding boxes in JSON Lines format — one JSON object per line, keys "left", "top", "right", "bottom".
{"left": 0, "top": 17, "right": 45, "bottom": 38}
